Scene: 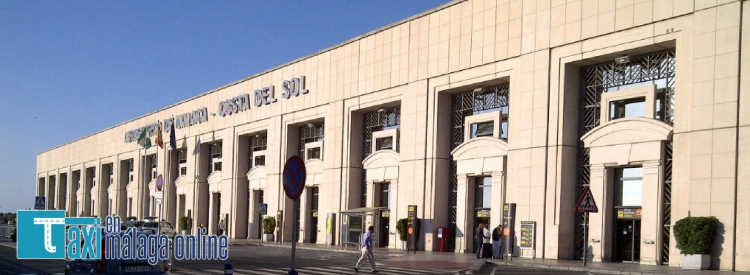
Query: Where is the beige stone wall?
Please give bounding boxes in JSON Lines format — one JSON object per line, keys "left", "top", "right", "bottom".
{"left": 37, "top": 0, "right": 749, "bottom": 270}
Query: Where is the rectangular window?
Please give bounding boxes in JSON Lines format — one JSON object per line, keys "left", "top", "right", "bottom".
{"left": 213, "top": 162, "right": 222, "bottom": 172}
{"left": 307, "top": 147, "right": 321, "bottom": 160}
{"left": 254, "top": 156, "right": 265, "bottom": 167}
{"left": 376, "top": 137, "right": 393, "bottom": 150}
{"left": 610, "top": 97, "right": 646, "bottom": 120}
{"left": 474, "top": 177, "right": 492, "bottom": 209}
{"left": 615, "top": 167, "right": 643, "bottom": 207}
{"left": 311, "top": 187, "right": 319, "bottom": 211}
{"left": 180, "top": 167, "right": 187, "bottom": 176}
{"left": 379, "top": 183, "right": 390, "bottom": 209}
{"left": 471, "top": 121, "right": 494, "bottom": 138}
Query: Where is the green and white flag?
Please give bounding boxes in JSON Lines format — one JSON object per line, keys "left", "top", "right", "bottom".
{"left": 137, "top": 128, "right": 152, "bottom": 149}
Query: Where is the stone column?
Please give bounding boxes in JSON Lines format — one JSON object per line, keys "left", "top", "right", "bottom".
{"left": 640, "top": 160, "right": 662, "bottom": 265}
{"left": 455, "top": 173, "right": 470, "bottom": 253}
{"left": 299, "top": 186, "right": 310, "bottom": 243}
{"left": 588, "top": 163, "right": 606, "bottom": 262}
{"left": 490, "top": 170, "right": 506, "bottom": 229}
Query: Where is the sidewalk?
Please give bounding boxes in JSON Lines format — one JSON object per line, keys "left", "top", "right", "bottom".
{"left": 229, "top": 238, "right": 750, "bottom": 275}
{"left": 230, "top": 238, "right": 480, "bottom": 272}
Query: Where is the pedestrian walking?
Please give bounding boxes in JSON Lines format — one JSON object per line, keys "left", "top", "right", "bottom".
{"left": 218, "top": 219, "right": 225, "bottom": 235}
{"left": 492, "top": 225, "right": 502, "bottom": 259}
{"left": 354, "top": 225, "right": 379, "bottom": 273}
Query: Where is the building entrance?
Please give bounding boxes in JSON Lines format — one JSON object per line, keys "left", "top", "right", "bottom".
{"left": 613, "top": 214, "right": 641, "bottom": 263}
{"left": 379, "top": 212, "right": 389, "bottom": 247}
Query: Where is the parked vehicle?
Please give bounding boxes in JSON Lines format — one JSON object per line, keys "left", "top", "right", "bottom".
{"left": 141, "top": 221, "right": 176, "bottom": 239}
{"left": 64, "top": 230, "right": 170, "bottom": 275}
{"left": 122, "top": 220, "right": 147, "bottom": 231}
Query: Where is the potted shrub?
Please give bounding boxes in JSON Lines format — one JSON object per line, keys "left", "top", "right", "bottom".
{"left": 673, "top": 216, "right": 718, "bottom": 270}
{"left": 179, "top": 216, "right": 188, "bottom": 235}
{"left": 263, "top": 217, "right": 276, "bottom": 241}
{"left": 396, "top": 218, "right": 421, "bottom": 250}
{"left": 397, "top": 218, "right": 408, "bottom": 250}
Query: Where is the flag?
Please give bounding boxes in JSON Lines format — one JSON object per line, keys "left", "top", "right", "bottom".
{"left": 137, "top": 128, "right": 152, "bottom": 149}
{"left": 169, "top": 122, "right": 177, "bottom": 150}
{"left": 155, "top": 125, "right": 164, "bottom": 149}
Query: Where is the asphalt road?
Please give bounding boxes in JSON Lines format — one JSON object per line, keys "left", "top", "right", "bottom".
{"left": 0, "top": 240, "right": 454, "bottom": 275}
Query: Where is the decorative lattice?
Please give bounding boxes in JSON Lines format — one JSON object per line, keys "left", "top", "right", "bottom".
{"left": 298, "top": 123, "right": 325, "bottom": 157}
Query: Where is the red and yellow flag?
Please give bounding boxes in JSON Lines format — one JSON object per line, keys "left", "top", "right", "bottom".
{"left": 155, "top": 125, "right": 164, "bottom": 149}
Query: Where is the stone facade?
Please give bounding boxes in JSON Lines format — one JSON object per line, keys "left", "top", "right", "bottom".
{"left": 36, "top": 0, "right": 750, "bottom": 271}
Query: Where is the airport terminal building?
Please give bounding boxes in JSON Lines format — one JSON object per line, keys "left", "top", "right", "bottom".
{"left": 36, "top": 0, "right": 750, "bottom": 271}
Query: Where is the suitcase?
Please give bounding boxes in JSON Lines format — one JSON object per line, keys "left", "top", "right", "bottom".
{"left": 482, "top": 243, "right": 493, "bottom": 259}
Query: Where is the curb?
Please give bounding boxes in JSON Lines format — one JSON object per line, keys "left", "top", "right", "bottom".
{"left": 459, "top": 260, "right": 487, "bottom": 274}
{"left": 491, "top": 260, "right": 670, "bottom": 275}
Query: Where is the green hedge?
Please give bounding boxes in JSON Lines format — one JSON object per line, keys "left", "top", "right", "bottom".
{"left": 263, "top": 217, "right": 276, "bottom": 234}
{"left": 179, "top": 216, "right": 189, "bottom": 231}
{"left": 673, "top": 216, "right": 718, "bottom": 255}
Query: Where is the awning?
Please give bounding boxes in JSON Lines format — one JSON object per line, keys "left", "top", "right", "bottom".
{"left": 340, "top": 207, "right": 387, "bottom": 214}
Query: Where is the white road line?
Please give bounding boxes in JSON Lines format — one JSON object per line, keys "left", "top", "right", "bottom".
{"left": 490, "top": 266, "right": 497, "bottom": 275}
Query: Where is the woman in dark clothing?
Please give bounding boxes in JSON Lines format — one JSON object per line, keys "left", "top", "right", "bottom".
{"left": 475, "top": 223, "right": 485, "bottom": 259}
{"left": 492, "top": 225, "right": 502, "bottom": 259}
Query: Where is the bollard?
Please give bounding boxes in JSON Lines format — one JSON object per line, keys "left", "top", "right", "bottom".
{"left": 224, "top": 262, "right": 233, "bottom": 275}
{"left": 288, "top": 268, "right": 298, "bottom": 275}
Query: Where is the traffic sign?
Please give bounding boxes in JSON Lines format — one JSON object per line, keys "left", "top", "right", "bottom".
{"left": 283, "top": 155, "right": 306, "bottom": 200}
{"left": 574, "top": 187, "right": 599, "bottom": 213}
{"left": 34, "top": 196, "right": 46, "bottom": 210}
{"left": 259, "top": 203, "right": 268, "bottom": 215}
{"left": 156, "top": 174, "right": 163, "bottom": 191}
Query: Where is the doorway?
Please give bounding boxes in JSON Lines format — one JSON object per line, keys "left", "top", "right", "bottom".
{"left": 379, "top": 212, "right": 389, "bottom": 248}
{"left": 613, "top": 217, "right": 641, "bottom": 262}
{"left": 611, "top": 167, "right": 643, "bottom": 263}
{"left": 376, "top": 182, "right": 391, "bottom": 248}
{"left": 309, "top": 187, "right": 319, "bottom": 243}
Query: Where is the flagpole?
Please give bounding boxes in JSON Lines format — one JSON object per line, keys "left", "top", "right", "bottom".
{"left": 162, "top": 132, "right": 167, "bottom": 223}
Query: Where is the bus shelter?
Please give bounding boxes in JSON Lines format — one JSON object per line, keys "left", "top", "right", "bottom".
{"left": 340, "top": 207, "right": 386, "bottom": 250}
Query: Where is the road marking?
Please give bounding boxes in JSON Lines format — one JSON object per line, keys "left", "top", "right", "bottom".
{"left": 490, "top": 266, "right": 497, "bottom": 275}
{"left": 182, "top": 265, "right": 452, "bottom": 275}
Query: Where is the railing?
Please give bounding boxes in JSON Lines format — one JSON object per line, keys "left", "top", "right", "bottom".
{"left": 0, "top": 225, "right": 15, "bottom": 238}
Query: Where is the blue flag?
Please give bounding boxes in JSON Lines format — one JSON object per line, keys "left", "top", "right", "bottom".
{"left": 169, "top": 122, "right": 177, "bottom": 150}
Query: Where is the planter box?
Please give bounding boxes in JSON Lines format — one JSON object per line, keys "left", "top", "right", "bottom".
{"left": 680, "top": 254, "right": 710, "bottom": 270}
{"left": 264, "top": 233, "right": 274, "bottom": 242}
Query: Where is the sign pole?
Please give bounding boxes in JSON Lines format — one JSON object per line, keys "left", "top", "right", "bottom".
{"left": 282, "top": 156, "right": 305, "bottom": 275}
{"left": 583, "top": 212, "right": 588, "bottom": 267}
{"left": 289, "top": 198, "right": 299, "bottom": 275}
{"left": 583, "top": 212, "right": 589, "bottom": 266}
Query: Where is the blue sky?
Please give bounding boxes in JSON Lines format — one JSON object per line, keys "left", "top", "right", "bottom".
{"left": 0, "top": 1, "right": 451, "bottom": 212}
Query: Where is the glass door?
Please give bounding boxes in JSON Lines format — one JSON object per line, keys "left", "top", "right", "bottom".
{"left": 614, "top": 218, "right": 641, "bottom": 262}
